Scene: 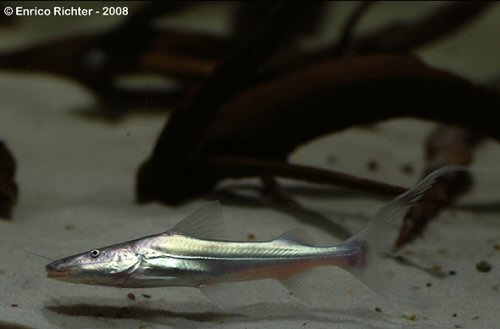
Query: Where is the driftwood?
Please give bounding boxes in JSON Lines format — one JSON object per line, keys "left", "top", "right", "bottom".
{"left": 351, "top": 1, "right": 493, "bottom": 53}
{"left": 137, "top": 52, "right": 500, "bottom": 204}
{"left": 0, "top": 141, "right": 18, "bottom": 219}
{"left": 396, "top": 126, "right": 481, "bottom": 248}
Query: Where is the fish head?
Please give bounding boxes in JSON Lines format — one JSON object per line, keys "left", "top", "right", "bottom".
{"left": 46, "top": 242, "right": 139, "bottom": 286}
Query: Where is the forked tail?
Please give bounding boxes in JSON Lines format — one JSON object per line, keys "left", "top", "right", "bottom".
{"left": 342, "top": 166, "right": 466, "bottom": 308}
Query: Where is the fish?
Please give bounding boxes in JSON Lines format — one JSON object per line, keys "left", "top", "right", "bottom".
{"left": 46, "top": 167, "right": 454, "bottom": 309}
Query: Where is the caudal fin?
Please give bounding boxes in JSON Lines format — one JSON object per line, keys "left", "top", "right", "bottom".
{"left": 344, "top": 166, "right": 463, "bottom": 308}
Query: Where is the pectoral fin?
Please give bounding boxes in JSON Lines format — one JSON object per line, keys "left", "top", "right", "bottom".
{"left": 199, "top": 282, "right": 245, "bottom": 309}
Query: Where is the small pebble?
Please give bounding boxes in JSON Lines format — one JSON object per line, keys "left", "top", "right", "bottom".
{"left": 395, "top": 255, "right": 404, "bottom": 261}
{"left": 432, "top": 265, "right": 443, "bottom": 274}
{"left": 403, "top": 312, "right": 416, "bottom": 320}
{"left": 326, "top": 155, "right": 337, "bottom": 164}
{"left": 127, "top": 292, "right": 136, "bottom": 301}
{"left": 476, "top": 260, "right": 492, "bottom": 273}
{"left": 401, "top": 164, "right": 414, "bottom": 175}
{"left": 367, "top": 160, "right": 378, "bottom": 172}
{"left": 437, "top": 248, "right": 448, "bottom": 255}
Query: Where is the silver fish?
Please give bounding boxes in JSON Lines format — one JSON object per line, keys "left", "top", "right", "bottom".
{"left": 46, "top": 168, "right": 450, "bottom": 308}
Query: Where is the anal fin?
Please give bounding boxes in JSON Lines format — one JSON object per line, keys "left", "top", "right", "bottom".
{"left": 279, "top": 267, "right": 325, "bottom": 303}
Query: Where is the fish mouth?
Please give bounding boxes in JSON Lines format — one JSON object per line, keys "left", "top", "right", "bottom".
{"left": 46, "top": 261, "right": 73, "bottom": 279}
{"left": 46, "top": 269, "right": 73, "bottom": 278}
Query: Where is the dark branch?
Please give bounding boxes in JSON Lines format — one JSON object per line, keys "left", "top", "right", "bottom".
{"left": 337, "top": 1, "right": 375, "bottom": 53}
{"left": 353, "top": 1, "right": 494, "bottom": 52}
{"left": 396, "top": 126, "right": 482, "bottom": 248}
{"left": 0, "top": 141, "right": 18, "bottom": 219}
{"left": 202, "top": 155, "right": 406, "bottom": 197}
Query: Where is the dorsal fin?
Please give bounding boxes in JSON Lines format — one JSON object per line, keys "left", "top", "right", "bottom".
{"left": 171, "top": 201, "right": 227, "bottom": 240}
{"left": 275, "top": 228, "right": 316, "bottom": 246}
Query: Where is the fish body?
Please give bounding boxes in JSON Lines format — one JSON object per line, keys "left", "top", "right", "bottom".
{"left": 116, "top": 234, "right": 359, "bottom": 288}
{"left": 46, "top": 167, "right": 452, "bottom": 307}
{"left": 47, "top": 206, "right": 361, "bottom": 288}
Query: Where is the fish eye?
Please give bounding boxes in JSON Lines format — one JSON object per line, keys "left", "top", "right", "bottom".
{"left": 90, "top": 249, "right": 100, "bottom": 258}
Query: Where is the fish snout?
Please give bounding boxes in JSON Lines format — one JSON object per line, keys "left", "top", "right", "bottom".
{"left": 46, "top": 260, "right": 72, "bottom": 278}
